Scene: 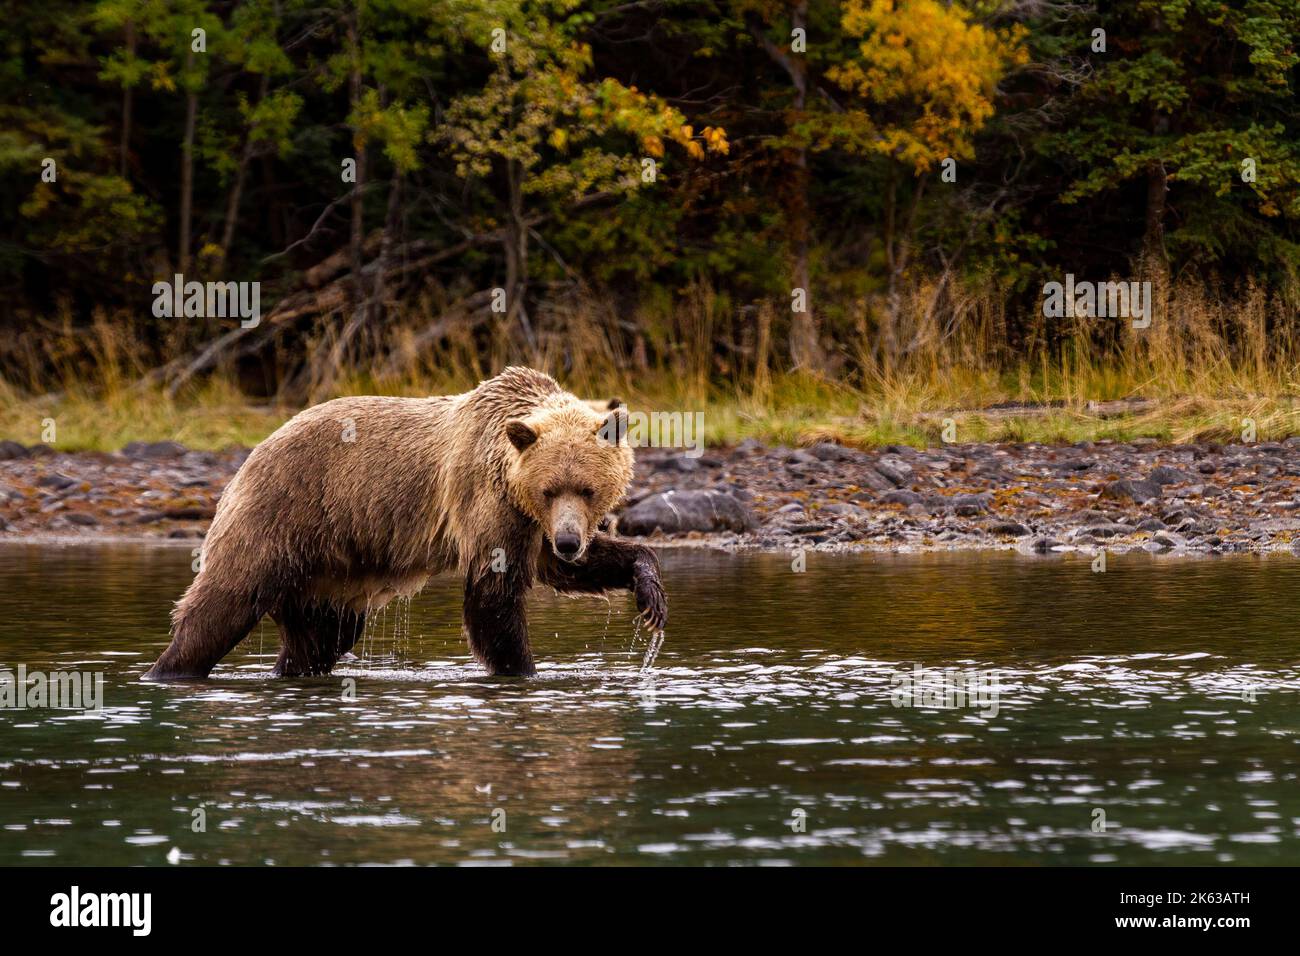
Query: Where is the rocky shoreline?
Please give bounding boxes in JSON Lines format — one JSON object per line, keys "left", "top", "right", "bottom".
{"left": 3, "top": 436, "right": 1300, "bottom": 556}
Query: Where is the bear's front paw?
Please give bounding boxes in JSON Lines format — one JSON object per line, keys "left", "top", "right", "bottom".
{"left": 633, "top": 559, "right": 668, "bottom": 631}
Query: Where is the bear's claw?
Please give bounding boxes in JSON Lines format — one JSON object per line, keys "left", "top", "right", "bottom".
{"left": 633, "top": 566, "right": 668, "bottom": 631}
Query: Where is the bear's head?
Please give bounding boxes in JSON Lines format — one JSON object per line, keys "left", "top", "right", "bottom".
{"left": 504, "top": 401, "right": 633, "bottom": 562}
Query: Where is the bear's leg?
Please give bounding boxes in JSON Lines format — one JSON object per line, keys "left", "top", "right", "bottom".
{"left": 143, "top": 574, "right": 264, "bottom": 680}
{"left": 537, "top": 534, "right": 667, "bottom": 630}
{"left": 272, "top": 601, "right": 366, "bottom": 677}
{"left": 463, "top": 568, "right": 535, "bottom": 677}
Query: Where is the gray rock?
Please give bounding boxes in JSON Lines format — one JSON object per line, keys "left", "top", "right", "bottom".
{"left": 952, "top": 492, "right": 992, "bottom": 516}
{"left": 807, "top": 442, "right": 858, "bottom": 462}
{"left": 788, "top": 522, "right": 831, "bottom": 535}
{"left": 36, "top": 472, "right": 77, "bottom": 491}
{"left": 874, "top": 462, "right": 911, "bottom": 487}
{"left": 121, "top": 440, "right": 187, "bottom": 460}
{"left": 0, "top": 440, "right": 30, "bottom": 460}
{"left": 618, "top": 489, "right": 757, "bottom": 535}
{"left": 65, "top": 512, "right": 99, "bottom": 526}
{"left": 1053, "top": 458, "right": 1095, "bottom": 473}
{"left": 1148, "top": 465, "right": 1193, "bottom": 485}
{"left": 1078, "top": 522, "right": 1132, "bottom": 539}
{"left": 882, "top": 489, "right": 922, "bottom": 506}
{"left": 653, "top": 455, "right": 700, "bottom": 473}
{"left": 722, "top": 483, "right": 754, "bottom": 503}
{"left": 1076, "top": 509, "right": 1116, "bottom": 527}
{"left": 857, "top": 469, "right": 897, "bottom": 493}
{"left": 1145, "top": 532, "right": 1185, "bottom": 552}
{"left": 1101, "top": 478, "right": 1162, "bottom": 504}
{"left": 987, "top": 520, "right": 1029, "bottom": 537}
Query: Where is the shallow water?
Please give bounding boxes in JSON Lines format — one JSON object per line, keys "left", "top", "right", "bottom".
{"left": 0, "top": 542, "right": 1297, "bottom": 866}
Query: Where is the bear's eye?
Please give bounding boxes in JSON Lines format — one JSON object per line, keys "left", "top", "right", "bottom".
{"left": 543, "top": 489, "right": 557, "bottom": 500}
{"left": 578, "top": 487, "right": 595, "bottom": 499}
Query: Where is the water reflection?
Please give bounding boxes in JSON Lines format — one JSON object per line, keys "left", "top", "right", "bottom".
{"left": 0, "top": 542, "right": 1297, "bottom": 865}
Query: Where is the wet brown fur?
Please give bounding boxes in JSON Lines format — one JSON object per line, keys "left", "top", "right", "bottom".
{"left": 143, "top": 367, "right": 666, "bottom": 680}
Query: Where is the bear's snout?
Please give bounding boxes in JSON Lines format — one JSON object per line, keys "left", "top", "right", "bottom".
{"left": 554, "top": 532, "right": 582, "bottom": 560}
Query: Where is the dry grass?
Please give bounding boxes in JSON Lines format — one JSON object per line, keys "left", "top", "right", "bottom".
{"left": 3, "top": 275, "right": 1300, "bottom": 451}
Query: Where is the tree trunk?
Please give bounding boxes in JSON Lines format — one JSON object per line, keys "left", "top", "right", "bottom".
{"left": 1143, "top": 160, "right": 1168, "bottom": 274}
{"left": 785, "top": 1, "right": 825, "bottom": 373}
{"left": 504, "top": 158, "right": 536, "bottom": 353}
{"left": 178, "top": 49, "right": 197, "bottom": 274}
{"left": 883, "top": 169, "right": 927, "bottom": 365}
{"left": 218, "top": 74, "right": 270, "bottom": 263}
{"left": 881, "top": 167, "right": 898, "bottom": 366}
{"left": 370, "top": 167, "right": 402, "bottom": 327}
{"left": 747, "top": 3, "right": 825, "bottom": 373}
{"left": 311, "top": 13, "right": 370, "bottom": 400}
{"left": 788, "top": 153, "right": 823, "bottom": 372}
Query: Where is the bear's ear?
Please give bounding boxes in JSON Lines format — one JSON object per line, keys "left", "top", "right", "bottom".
{"left": 505, "top": 419, "right": 538, "bottom": 452}
{"left": 595, "top": 407, "right": 628, "bottom": 446}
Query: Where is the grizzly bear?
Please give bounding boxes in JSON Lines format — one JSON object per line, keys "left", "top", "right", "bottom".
{"left": 143, "top": 367, "right": 666, "bottom": 680}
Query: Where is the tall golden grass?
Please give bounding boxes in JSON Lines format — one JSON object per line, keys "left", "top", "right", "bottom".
{"left": 3, "top": 274, "right": 1299, "bottom": 450}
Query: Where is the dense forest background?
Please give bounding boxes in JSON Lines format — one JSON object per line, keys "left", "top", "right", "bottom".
{"left": 3, "top": 0, "right": 1300, "bottom": 447}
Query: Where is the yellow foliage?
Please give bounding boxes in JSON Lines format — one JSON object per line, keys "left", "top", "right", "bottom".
{"left": 827, "top": 0, "right": 1026, "bottom": 173}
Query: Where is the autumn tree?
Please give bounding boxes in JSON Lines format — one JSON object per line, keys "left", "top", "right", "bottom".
{"left": 438, "top": 0, "right": 726, "bottom": 351}
{"left": 821, "top": 0, "right": 1026, "bottom": 340}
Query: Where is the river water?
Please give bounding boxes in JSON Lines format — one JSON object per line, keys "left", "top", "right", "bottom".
{"left": 0, "top": 542, "right": 1297, "bottom": 865}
